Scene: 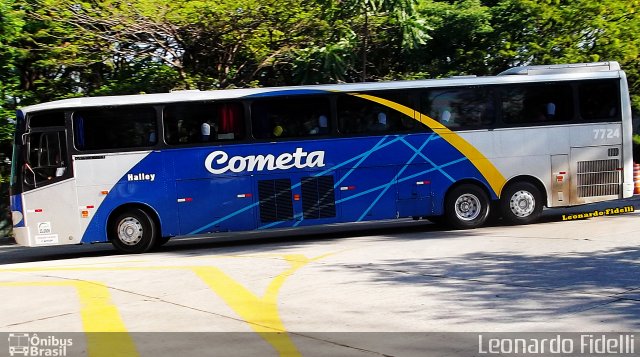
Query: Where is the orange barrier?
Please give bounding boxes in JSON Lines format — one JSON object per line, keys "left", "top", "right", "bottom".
{"left": 635, "top": 163, "right": 640, "bottom": 195}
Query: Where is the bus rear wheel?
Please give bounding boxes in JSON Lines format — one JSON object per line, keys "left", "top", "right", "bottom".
{"left": 109, "top": 208, "right": 157, "bottom": 253}
{"left": 500, "top": 182, "right": 543, "bottom": 225}
{"left": 444, "top": 184, "right": 490, "bottom": 229}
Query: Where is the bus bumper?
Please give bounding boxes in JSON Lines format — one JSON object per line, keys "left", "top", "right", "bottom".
{"left": 623, "top": 182, "right": 634, "bottom": 198}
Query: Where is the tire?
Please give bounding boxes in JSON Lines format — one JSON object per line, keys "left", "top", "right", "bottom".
{"left": 109, "top": 208, "right": 157, "bottom": 253}
{"left": 444, "top": 184, "right": 490, "bottom": 229}
{"left": 500, "top": 181, "right": 543, "bottom": 225}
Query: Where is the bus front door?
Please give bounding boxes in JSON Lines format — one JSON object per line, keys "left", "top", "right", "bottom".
{"left": 14, "top": 129, "right": 82, "bottom": 247}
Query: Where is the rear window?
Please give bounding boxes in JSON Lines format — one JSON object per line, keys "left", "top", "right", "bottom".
{"left": 578, "top": 80, "right": 620, "bottom": 121}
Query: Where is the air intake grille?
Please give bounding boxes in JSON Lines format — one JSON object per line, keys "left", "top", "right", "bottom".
{"left": 576, "top": 159, "right": 620, "bottom": 197}
{"left": 258, "top": 179, "right": 293, "bottom": 222}
{"left": 301, "top": 176, "right": 336, "bottom": 219}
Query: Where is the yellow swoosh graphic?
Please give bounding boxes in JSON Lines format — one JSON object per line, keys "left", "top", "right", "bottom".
{"left": 352, "top": 93, "right": 506, "bottom": 197}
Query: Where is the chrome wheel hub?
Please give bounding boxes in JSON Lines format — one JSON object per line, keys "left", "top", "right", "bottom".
{"left": 509, "top": 190, "right": 535, "bottom": 217}
{"left": 455, "top": 193, "right": 481, "bottom": 221}
{"left": 117, "top": 217, "right": 143, "bottom": 245}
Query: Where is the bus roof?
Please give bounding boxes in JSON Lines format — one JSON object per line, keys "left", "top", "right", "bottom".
{"left": 19, "top": 62, "right": 623, "bottom": 114}
{"left": 497, "top": 61, "right": 621, "bottom": 76}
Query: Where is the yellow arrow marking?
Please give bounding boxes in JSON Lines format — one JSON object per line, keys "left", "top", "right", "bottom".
{"left": 193, "top": 253, "right": 331, "bottom": 357}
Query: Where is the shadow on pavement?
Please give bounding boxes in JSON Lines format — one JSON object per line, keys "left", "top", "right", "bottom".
{"left": 333, "top": 245, "right": 640, "bottom": 328}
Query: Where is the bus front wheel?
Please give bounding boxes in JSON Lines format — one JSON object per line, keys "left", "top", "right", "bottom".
{"left": 500, "top": 182, "right": 543, "bottom": 225}
{"left": 109, "top": 208, "right": 157, "bottom": 253}
{"left": 444, "top": 184, "right": 490, "bottom": 229}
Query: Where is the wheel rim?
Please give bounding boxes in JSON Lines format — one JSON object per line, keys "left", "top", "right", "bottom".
{"left": 509, "top": 190, "right": 536, "bottom": 217}
{"left": 454, "top": 193, "right": 481, "bottom": 221}
{"left": 117, "top": 217, "right": 144, "bottom": 246}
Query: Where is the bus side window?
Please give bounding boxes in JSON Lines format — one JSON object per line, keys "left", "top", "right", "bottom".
{"left": 217, "top": 103, "right": 244, "bottom": 140}
{"left": 501, "top": 84, "right": 573, "bottom": 125}
{"left": 339, "top": 91, "right": 426, "bottom": 134}
{"left": 337, "top": 98, "right": 367, "bottom": 134}
{"left": 251, "top": 96, "right": 331, "bottom": 139}
{"left": 421, "top": 88, "right": 494, "bottom": 129}
{"left": 24, "top": 130, "right": 67, "bottom": 187}
{"left": 164, "top": 102, "right": 244, "bottom": 145}
{"left": 74, "top": 107, "right": 157, "bottom": 150}
{"left": 23, "top": 112, "right": 68, "bottom": 188}
{"left": 579, "top": 80, "right": 619, "bottom": 121}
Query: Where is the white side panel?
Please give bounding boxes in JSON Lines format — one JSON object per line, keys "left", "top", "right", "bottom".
{"left": 20, "top": 179, "right": 82, "bottom": 246}
{"left": 74, "top": 151, "right": 152, "bottom": 187}
{"left": 460, "top": 123, "right": 624, "bottom": 207}
{"left": 460, "top": 127, "right": 566, "bottom": 202}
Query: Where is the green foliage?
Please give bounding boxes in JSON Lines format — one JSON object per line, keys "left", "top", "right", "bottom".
{"left": 1, "top": 0, "right": 640, "bottom": 133}
{"left": 413, "top": 0, "right": 494, "bottom": 76}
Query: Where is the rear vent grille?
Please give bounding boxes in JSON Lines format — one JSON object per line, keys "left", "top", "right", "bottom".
{"left": 301, "top": 176, "right": 336, "bottom": 219}
{"left": 608, "top": 148, "right": 619, "bottom": 157}
{"left": 258, "top": 179, "right": 293, "bottom": 222}
{"left": 576, "top": 159, "right": 620, "bottom": 197}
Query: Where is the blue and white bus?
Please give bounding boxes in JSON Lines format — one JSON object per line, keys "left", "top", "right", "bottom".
{"left": 10, "top": 62, "right": 635, "bottom": 253}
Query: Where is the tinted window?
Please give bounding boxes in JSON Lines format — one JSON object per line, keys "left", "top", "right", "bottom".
{"left": 29, "top": 112, "right": 65, "bottom": 128}
{"left": 501, "top": 83, "right": 573, "bottom": 124}
{"left": 251, "top": 96, "right": 330, "bottom": 139}
{"left": 338, "top": 91, "right": 424, "bottom": 134}
{"left": 23, "top": 130, "right": 68, "bottom": 187}
{"left": 164, "top": 102, "right": 244, "bottom": 145}
{"left": 421, "top": 88, "right": 495, "bottom": 129}
{"left": 73, "top": 107, "right": 157, "bottom": 151}
{"left": 579, "top": 80, "right": 620, "bottom": 121}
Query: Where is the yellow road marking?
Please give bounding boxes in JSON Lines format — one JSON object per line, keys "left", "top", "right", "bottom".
{"left": 193, "top": 253, "right": 332, "bottom": 356}
{"left": 1, "top": 253, "right": 334, "bottom": 356}
{"left": 0, "top": 281, "right": 137, "bottom": 357}
{"left": 352, "top": 93, "right": 507, "bottom": 197}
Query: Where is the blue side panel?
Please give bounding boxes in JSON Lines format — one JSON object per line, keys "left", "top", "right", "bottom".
{"left": 176, "top": 175, "right": 256, "bottom": 234}
{"left": 10, "top": 194, "right": 24, "bottom": 227}
{"left": 192, "top": 133, "right": 491, "bottom": 234}
{"left": 81, "top": 132, "right": 493, "bottom": 241}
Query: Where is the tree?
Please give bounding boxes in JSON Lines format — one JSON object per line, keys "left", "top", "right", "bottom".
{"left": 317, "top": 0, "right": 431, "bottom": 81}
{"left": 487, "top": 0, "right": 640, "bottom": 111}
{"left": 409, "top": 0, "right": 494, "bottom": 77}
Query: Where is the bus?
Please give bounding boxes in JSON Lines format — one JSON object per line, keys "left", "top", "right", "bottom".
{"left": 9, "top": 62, "right": 635, "bottom": 253}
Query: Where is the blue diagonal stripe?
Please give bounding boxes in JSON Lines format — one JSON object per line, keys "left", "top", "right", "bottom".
{"left": 337, "top": 157, "right": 468, "bottom": 205}
{"left": 356, "top": 135, "right": 435, "bottom": 221}
{"left": 400, "top": 137, "right": 455, "bottom": 183}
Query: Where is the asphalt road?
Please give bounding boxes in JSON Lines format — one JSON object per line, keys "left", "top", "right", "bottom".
{"left": 0, "top": 196, "right": 639, "bottom": 356}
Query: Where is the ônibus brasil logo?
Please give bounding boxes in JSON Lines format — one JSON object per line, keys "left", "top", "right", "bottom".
{"left": 205, "top": 148, "right": 326, "bottom": 175}
{"left": 8, "top": 333, "right": 72, "bottom": 357}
